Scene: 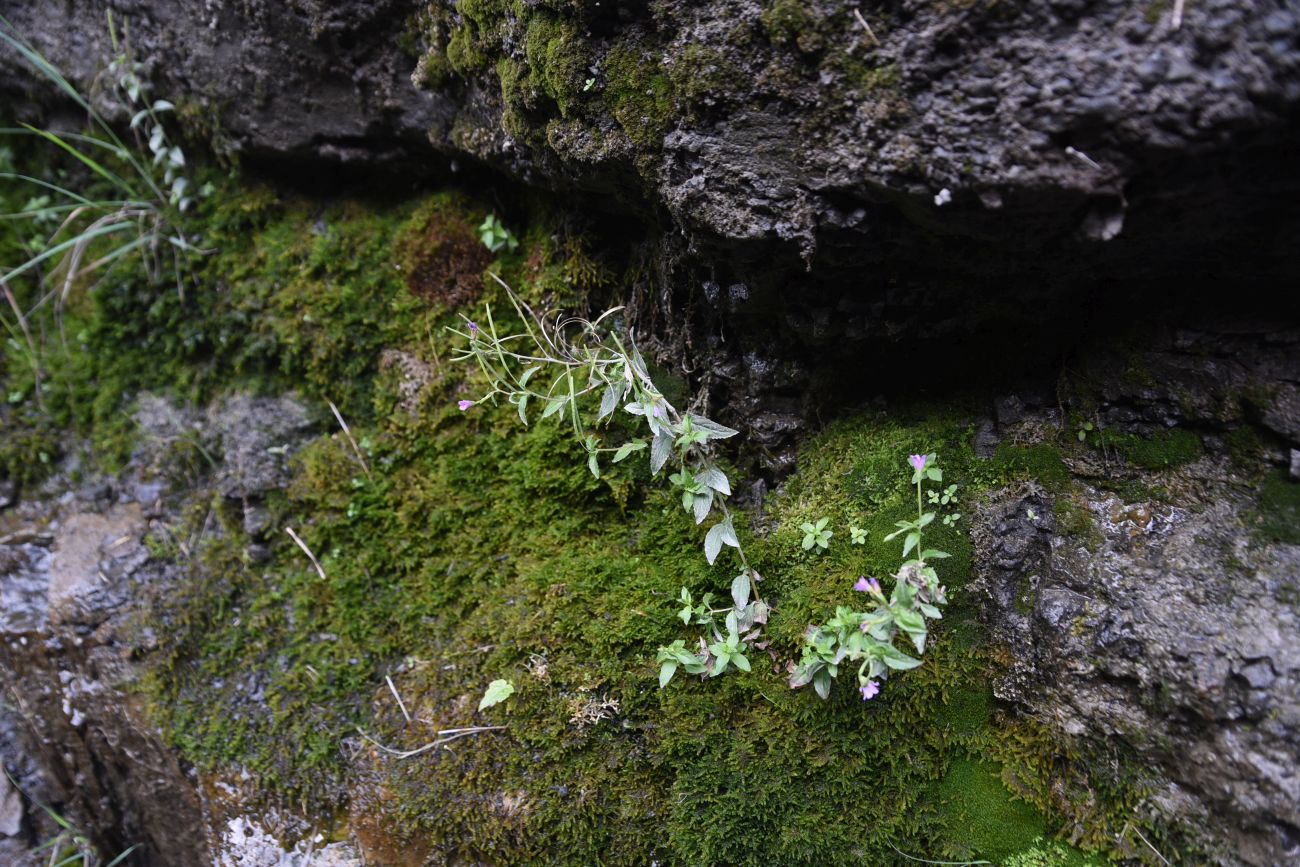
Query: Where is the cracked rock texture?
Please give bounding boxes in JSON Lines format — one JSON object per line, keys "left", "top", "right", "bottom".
{"left": 974, "top": 327, "right": 1300, "bottom": 865}
{"left": 2, "top": 0, "right": 1298, "bottom": 468}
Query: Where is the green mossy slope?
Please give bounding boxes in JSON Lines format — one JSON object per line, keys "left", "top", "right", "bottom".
{"left": 1, "top": 173, "right": 1117, "bottom": 865}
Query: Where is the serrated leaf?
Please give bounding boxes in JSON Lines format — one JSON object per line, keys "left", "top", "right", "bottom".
{"left": 696, "top": 466, "right": 731, "bottom": 495}
{"left": 692, "top": 491, "right": 713, "bottom": 524}
{"left": 686, "top": 412, "right": 739, "bottom": 440}
{"left": 650, "top": 430, "right": 673, "bottom": 474}
{"left": 731, "top": 572, "right": 751, "bottom": 608}
{"left": 704, "top": 523, "right": 724, "bottom": 565}
{"left": 478, "top": 679, "right": 515, "bottom": 710}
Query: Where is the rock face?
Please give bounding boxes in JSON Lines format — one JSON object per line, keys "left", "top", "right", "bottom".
{"left": 0, "top": 0, "right": 437, "bottom": 166}
{"left": 974, "top": 325, "right": 1300, "bottom": 865}
{"left": 0, "top": 392, "right": 324, "bottom": 867}
{"left": 3, "top": 0, "right": 1298, "bottom": 469}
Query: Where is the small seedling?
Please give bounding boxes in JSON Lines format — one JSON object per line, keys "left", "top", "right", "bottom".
{"left": 801, "top": 517, "right": 833, "bottom": 551}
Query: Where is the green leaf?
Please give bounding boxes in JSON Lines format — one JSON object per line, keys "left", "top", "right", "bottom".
{"left": 478, "top": 679, "right": 515, "bottom": 710}
{"left": 517, "top": 393, "right": 529, "bottom": 425}
{"left": 598, "top": 384, "right": 619, "bottom": 420}
{"left": 695, "top": 466, "right": 731, "bottom": 495}
{"left": 692, "top": 491, "right": 713, "bottom": 524}
{"left": 519, "top": 365, "right": 541, "bottom": 386}
{"left": 587, "top": 453, "right": 600, "bottom": 478}
{"left": 704, "top": 523, "right": 725, "bottom": 565}
{"left": 718, "top": 518, "right": 739, "bottom": 549}
{"left": 815, "top": 517, "right": 829, "bottom": 531}
{"left": 813, "top": 668, "right": 833, "bottom": 700}
{"left": 920, "top": 549, "right": 950, "bottom": 560}
{"left": 650, "top": 430, "right": 673, "bottom": 475}
{"left": 926, "top": 466, "right": 942, "bottom": 482}
{"left": 801, "top": 534, "right": 815, "bottom": 551}
{"left": 685, "top": 412, "right": 739, "bottom": 440}
{"left": 879, "top": 645, "right": 922, "bottom": 671}
{"left": 659, "top": 660, "right": 679, "bottom": 688}
{"left": 732, "top": 653, "right": 751, "bottom": 673}
{"left": 612, "top": 439, "right": 646, "bottom": 462}
{"left": 902, "top": 532, "right": 920, "bottom": 558}
{"left": 730, "top": 572, "right": 751, "bottom": 608}
{"left": 541, "top": 396, "right": 566, "bottom": 419}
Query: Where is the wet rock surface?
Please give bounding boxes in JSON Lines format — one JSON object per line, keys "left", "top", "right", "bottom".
{"left": 973, "top": 330, "right": 1300, "bottom": 865}
{"left": 0, "top": 392, "right": 321, "bottom": 867}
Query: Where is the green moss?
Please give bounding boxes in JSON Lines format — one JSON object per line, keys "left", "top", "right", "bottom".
{"left": 990, "top": 443, "right": 1072, "bottom": 492}
{"left": 523, "top": 15, "right": 588, "bottom": 117}
{"left": 1257, "top": 470, "right": 1300, "bottom": 544}
{"left": 0, "top": 156, "right": 1150, "bottom": 862}
{"left": 927, "top": 757, "right": 1051, "bottom": 862}
{"left": 760, "top": 0, "right": 825, "bottom": 54}
{"left": 602, "top": 41, "right": 677, "bottom": 147}
{"left": 446, "top": 23, "right": 488, "bottom": 74}
{"left": 1097, "top": 427, "right": 1203, "bottom": 470}
{"left": 1224, "top": 425, "right": 1264, "bottom": 473}
{"left": 827, "top": 54, "right": 899, "bottom": 95}
{"left": 670, "top": 44, "right": 739, "bottom": 112}
{"left": 1053, "top": 497, "right": 1092, "bottom": 537}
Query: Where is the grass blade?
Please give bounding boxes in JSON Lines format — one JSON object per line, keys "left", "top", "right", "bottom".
{"left": 104, "top": 844, "right": 141, "bottom": 867}
{"left": 20, "top": 124, "right": 140, "bottom": 197}
{"left": 0, "top": 172, "right": 99, "bottom": 206}
{"left": 0, "top": 219, "right": 133, "bottom": 283}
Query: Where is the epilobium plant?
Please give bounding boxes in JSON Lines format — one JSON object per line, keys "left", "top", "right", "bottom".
{"left": 477, "top": 213, "right": 518, "bottom": 253}
{"left": 800, "top": 516, "right": 833, "bottom": 551}
{"left": 452, "top": 279, "right": 768, "bottom": 687}
{"left": 455, "top": 290, "right": 962, "bottom": 699}
{"left": 790, "top": 453, "right": 956, "bottom": 701}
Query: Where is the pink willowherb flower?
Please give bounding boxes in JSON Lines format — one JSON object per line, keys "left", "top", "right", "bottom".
{"left": 458, "top": 400, "right": 474, "bottom": 411}
{"left": 467, "top": 321, "right": 479, "bottom": 337}
{"left": 859, "top": 680, "right": 880, "bottom": 700}
{"left": 853, "top": 576, "right": 881, "bottom": 594}
{"left": 909, "top": 454, "right": 927, "bottom": 473}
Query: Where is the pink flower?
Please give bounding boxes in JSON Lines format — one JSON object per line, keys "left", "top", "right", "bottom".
{"left": 467, "top": 321, "right": 479, "bottom": 337}
{"left": 908, "top": 454, "right": 927, "bottom": 472}
{"left": 458, "top": 400, "right": 473, "bottom": 411}
{"left": 859, "top": 680, "right": 880, "bottom": 700}
{"left": 853, "top": 576, "right": 881, "bottom": 595}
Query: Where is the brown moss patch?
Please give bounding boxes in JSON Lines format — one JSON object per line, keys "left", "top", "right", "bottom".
{"left": 393, "top": 206, "right": 493, "bottom": 309}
